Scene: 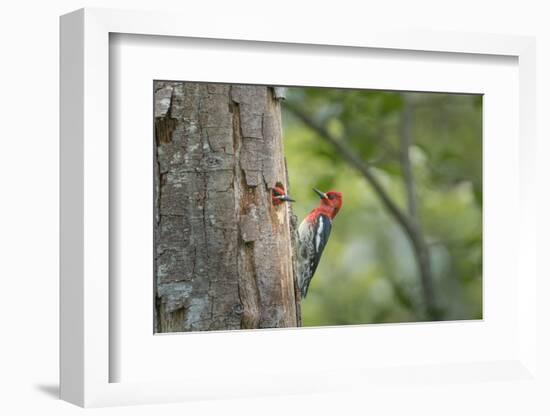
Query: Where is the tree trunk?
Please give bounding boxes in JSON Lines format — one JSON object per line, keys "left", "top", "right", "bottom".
{"left": 154, "top": 81, "right": 298, "bottom": 332}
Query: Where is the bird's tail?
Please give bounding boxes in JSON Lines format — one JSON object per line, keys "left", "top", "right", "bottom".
{"left": 299, "top": 276, "right": 310, "bottom": 299}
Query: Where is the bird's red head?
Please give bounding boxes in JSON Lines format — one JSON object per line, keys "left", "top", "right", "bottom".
{"left": 272, "top": 185, "right": 295, "bottom": 206}
{"left": 313, "top": 188, "right": 343, "bottom": 218}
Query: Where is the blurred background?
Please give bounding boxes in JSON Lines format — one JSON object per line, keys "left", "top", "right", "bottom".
{"left": 282, "top": 87, "right": 482, "bottom": 326}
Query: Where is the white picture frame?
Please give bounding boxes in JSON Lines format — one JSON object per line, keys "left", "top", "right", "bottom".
{"left": 60, "top": 7, "right": 537, "bottom": 408}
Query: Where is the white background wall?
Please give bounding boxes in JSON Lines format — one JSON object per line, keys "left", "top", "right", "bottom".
{"left": 1, "top": 1, "right": 548, "bottom": 414}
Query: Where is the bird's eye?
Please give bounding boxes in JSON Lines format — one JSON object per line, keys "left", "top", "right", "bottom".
{"left": 327, "top": 194, "right": 334, "bottom": 200}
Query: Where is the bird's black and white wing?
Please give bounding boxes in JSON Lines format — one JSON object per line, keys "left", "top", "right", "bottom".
{"left": 297, "top": 214, "right": 332, "bottom": 298}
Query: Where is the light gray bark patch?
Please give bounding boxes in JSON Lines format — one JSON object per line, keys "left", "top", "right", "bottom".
{"left": 207, "top": 170, "right": 234, "bottom": 192}
{"left": 159, "top": 171, "right": 200, "bottom": 216}
{"left": 239, "top": 104, "right": 264, "bottom": 139}
{"left": 231, "top": 85, "right": 268, "bottom": 106}
{"left": 157, "top": 215, "right": 194, "bottom": 283}
{"left": 155, "top": 85, "right": 174, "bottom": 118}
{"left": 199, "top": 92, "right": 233, "bottom": 129}
{"left": 157, "top": 281, "right": 193, "bottom": 313}
{"left": 261, "top": 113, "right": 279, "bottom": 189}
{"left": 243, "top": 170, "right": 261, "bottom": 187}
{"left": 205, "top": 127, "right": 234, "bottom": 154}
{"left": 240, "top": 138, "right": 263, "bottom": 187}
{"left": 207, "top": 83, "right": 229, "bottom": 95}
{"left": 185, "top": 296, "right": 211, "bottom": 329}
{"left": 240, "top": 208, "right": 260, "bottom": 242}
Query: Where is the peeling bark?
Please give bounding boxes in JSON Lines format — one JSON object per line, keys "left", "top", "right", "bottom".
{"left": 154, "top": 82, "right": 298, "bottom": 332}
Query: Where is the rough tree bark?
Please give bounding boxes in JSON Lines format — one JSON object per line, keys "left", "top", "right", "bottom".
{"left": 154, "top": 81, "right": 299, "bottom": 332}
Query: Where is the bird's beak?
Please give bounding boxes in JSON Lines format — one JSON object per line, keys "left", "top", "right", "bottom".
{"left": 313, "top": 188, "right": 327, "bottom": 199}
{"left": 276, "top": 195, "right": 295, "bottom": 202}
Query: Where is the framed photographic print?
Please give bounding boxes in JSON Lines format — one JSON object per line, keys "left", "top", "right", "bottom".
{"left": 150, "top": 81, "right": 482, "bottom": 334}
{"left": 60, "top": 8, "right": 537, "bottom": 408}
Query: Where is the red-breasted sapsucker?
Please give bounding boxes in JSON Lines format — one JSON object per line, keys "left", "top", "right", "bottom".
{"left": 297, "top": 188, "right": 343, "bottom": 298}
{"left": 271, "top": 185, "right": 295, "bottom": 205}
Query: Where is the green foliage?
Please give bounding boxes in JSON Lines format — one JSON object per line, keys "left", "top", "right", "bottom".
{"left": 283, "top": 88, "right": 482, "bottom": 325}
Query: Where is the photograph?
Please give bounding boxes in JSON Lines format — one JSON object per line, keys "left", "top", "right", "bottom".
{"left": 153, "top": 81, "right": 482, "bottom": 333}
